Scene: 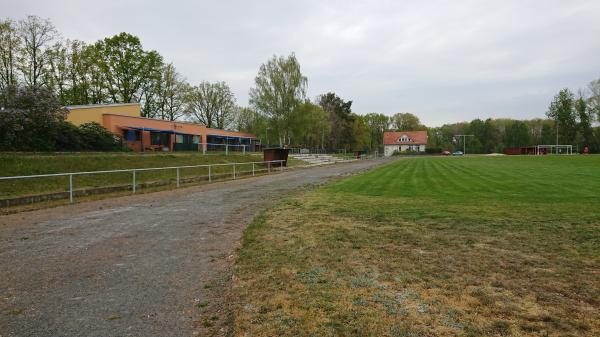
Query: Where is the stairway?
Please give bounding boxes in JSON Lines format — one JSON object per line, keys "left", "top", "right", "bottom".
{"left": 289, "top": 153, "right": 352, "bottom": 165}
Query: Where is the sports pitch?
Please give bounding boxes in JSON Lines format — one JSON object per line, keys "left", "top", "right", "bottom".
{"left": 232, "top": 155, "right": 600, "bottom": 336}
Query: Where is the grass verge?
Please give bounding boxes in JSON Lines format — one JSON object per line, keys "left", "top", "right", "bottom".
{"left": 0, "top": 152, "right": 302, "bottom": 199}
{"left": 232, "top": 155, "right": 600, "bottom": 337}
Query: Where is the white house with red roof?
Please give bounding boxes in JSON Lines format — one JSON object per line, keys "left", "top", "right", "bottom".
{"left": 383, "top": 131, "right": 428, "bottom": 156}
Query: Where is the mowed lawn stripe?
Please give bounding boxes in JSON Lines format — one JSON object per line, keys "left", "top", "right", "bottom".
{"left": 232, "top": 155, "right": 600, "bottom": 337}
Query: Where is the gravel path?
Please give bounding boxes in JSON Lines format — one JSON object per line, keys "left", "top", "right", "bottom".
{"left": 0, "top": 159, "right": 389, "bottom": 337}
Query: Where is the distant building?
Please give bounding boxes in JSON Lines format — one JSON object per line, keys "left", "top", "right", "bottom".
{"left": 65, "top": 103, "right": 259, "bottom": 152}
{"left": 383, "top": 131, "right": 428, "bottom": 156}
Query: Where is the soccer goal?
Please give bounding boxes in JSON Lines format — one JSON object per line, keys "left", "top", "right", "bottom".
{"left": 535, "top": 145, "right": 573, "bottom": 155}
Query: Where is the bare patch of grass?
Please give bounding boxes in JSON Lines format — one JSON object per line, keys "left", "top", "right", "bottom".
{"left": 231, "top": 157, "right": 600, "bottom": 336}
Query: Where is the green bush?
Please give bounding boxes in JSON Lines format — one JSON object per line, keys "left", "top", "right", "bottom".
{"left": 55, "top": 122, "right": 84, "bottom": 151}
{"left": 425, "top": 147, "right": 442, "bottom": 154}
{"left": 79, "top": 122, "right": 121, "bottom": 151}
{"left": 1, "top": 86, "right": 123, "bottom": 152}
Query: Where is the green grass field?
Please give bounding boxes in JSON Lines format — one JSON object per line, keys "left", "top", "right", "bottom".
{"left": 233, "top": 156, "right": 600, "bottom": 337}
{"left": 0, "top": 152, "right": 299, "bottom": 199}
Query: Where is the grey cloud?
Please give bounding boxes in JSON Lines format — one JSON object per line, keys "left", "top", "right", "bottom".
{"left": 3, "top": 0, "right": 599, "bottom": 125}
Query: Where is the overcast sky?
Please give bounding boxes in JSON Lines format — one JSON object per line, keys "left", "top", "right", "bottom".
{"left": 4, "top": 0, "right": 600, "bottom": 126}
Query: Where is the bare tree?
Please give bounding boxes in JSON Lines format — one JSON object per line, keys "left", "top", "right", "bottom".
{"left": 17, "top": 15, "right": 58, "bottom": 87}
{"left": 0, "top": 19, "right": 20, "bottom": 91}
{"left": 186, "top": 81, "right": 236, "bottom": 129}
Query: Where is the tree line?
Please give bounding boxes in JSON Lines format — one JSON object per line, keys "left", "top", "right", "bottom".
{"left": 236, "top": 53, "right": 600, "bottom": 153}
{"left": 1, "top": 15, "right": 599, "bottom": 153}
{"left": 427, "top": 81, "right": 600, "bottom": 154}
{"left": 0, "top": 15, "right": 238, "bottom": 129}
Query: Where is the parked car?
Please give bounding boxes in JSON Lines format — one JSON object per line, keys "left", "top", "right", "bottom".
{"left": 452, "top": 150, "right": 464, "bottom": 156}
{"left": 442, "top": 150, "right": 451, "bottom": 156}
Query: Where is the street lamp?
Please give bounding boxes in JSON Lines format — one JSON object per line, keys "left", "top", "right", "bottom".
{"left": 454, "top": 134, "right": 474, "bottom": 155}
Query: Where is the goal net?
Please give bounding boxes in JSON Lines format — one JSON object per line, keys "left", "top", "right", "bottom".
{"left": 535, "top": 145, "right": 573, "bottom": 155}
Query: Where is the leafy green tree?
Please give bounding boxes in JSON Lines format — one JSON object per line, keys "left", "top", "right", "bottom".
{"left": 45, "top": 40, "right": 70, "bottom": 104}
{"left": 526, "top": 118, "right": 553, "bottom": 146}
{"left": 540, "top": 123, "right": 555, "bottom": 145}
{"left": 234, "top": 106, "right": 271, "bottom": 146}
{"left": 249, "top": 53, "right": 306, "bottom": 146}
{"left": 575, "top": 94, "right": 593, "bottom": 150}
{"left": 186, "top": 81, "right": 237, "bottom": 129}
{"left": 350, "top": 114, "right": 370, "bottom": 151}
{"left": 144, "top": 63, "right": 189, "bottom": 121}
{"left": 363, "top": 113, "right": 390, "bottom": 152}
{"left": 546, "top": 88, "right": 577, "bottom": 144}
{"left": 79, "top": 42, "right": 109, "bottom": 104}
{"left": 390, "top": 112, "right": 426, "bottom": 131}
{"left": 504, "top": 121, "right": 531, "bottom": 147}
{"left": 289, "top": 102, "right": 330, "bottom": 148}
{"left": 467, "top": 118, "right": 500, "bottom": 153}
{"left": 93, "top": 32, "right": 163, "bottom": 104}
{"left": 0, "top": 19, "right": 20, "bottom": 92}
{"left": 588, "top": 78, "right": 600, "bottom": 121}
{"left": 317, "top": 92, "right": 353, "bottom": 150}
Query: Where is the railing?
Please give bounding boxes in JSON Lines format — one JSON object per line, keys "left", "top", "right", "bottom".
{"left": 0, "top": 160, "right": 286, "bottom": 204}
{"left": 202, "top": 143, "right": 248, "bottom": 154}
{"left": 145, "top": 142, "right": 253, "bottom": 154}
{"left": 288, "top": 148, "right": 345, "bottom": 155}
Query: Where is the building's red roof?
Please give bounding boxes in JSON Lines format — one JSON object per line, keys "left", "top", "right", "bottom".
{"left": 383, "top": 131, "right": 428, "bottom": 145}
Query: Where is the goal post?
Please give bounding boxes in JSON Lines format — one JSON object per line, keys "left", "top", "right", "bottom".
{"left": 535, "top": 145, "right": 573, "bottom": 155}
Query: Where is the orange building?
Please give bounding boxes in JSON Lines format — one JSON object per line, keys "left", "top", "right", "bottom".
{"left": 66, "top": 103, "right": 259, "bottom": 152}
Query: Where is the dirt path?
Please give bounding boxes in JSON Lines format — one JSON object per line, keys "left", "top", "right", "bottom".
{"left": 0, "top": 159, "right": 389, "bottom": 337}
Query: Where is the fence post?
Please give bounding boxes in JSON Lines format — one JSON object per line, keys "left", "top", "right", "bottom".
{"left": 69, "top": 174, "right": 73, "bottom": 203}
{"left": 208, "top": 165, "right": 212, "bottom": 182}
{"left": 226, "top": 144, "right": 228, "bottom": 155}
{"left": 176, "top": 167, "right": 180, "bottom": 188}
{"left": 268, "top": 162, "right": 271, "bottom": 173}
{"left": 233, "top": 163, "right": 236, "bottom": 179}
{"left": 132, "top": 169, "right": 136, "bottom": 193}
{"left": 252, "top": 163, "right": 255, "bottom": 176}
{"left": 243, "top": 145, "right": 246, "bottom": 154}
{"left": 280, "top": 161, "right": 283, "bottom": 172}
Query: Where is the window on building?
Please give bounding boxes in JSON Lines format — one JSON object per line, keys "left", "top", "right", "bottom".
{"left": 151, "top": 132, "right": 170, "bottom": 146}
{"left": 399, "top": 135, "right": 411, "bottom": 142}
{"left": 175, "top": 134, "right": 200, "bottom": 145}
{"left": 123, "top": 130, "right": 141, "bottom": 142}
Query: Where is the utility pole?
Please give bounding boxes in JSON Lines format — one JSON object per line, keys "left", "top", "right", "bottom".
{"left": 454, "top": 134, "right": 474, "bottom": 155}
{"left": 556, "top": 122, "right": 559, "bottom": 154}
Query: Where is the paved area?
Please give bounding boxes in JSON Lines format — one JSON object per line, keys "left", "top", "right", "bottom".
{"left": 0, "top": 159, "right": 389, "bottom": 337}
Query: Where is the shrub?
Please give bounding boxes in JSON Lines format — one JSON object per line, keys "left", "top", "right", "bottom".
{"left": 425, "top": 147, "right": 442, "bottom": 154}
{"left": 79, "top": 122, "right": 122, "bottom": 151}
{"left": 0, "top": 85, "right": 66, "bottom": 151}
{"left": 55, "top": 122, "right": 84, "bottom": 151}
{"left": 1, "top": 85, "right": 125, "bottom": 152}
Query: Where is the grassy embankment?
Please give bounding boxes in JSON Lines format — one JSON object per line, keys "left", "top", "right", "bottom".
{"left": 233, "top": 155, "right": 600, "bottom": 337}
{"left": 0, "top": 152, "right": 301, "bottom": 199}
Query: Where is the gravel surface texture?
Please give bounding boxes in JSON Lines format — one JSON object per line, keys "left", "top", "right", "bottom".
{"left": 0, "top": 159, "right": 390, "bottom": 337}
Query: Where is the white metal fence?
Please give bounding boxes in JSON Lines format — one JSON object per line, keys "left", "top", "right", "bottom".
{"left": 201, "top": 143, "right": 249, "bottom": 154}
{"left": 0, "top": 159, "right": 286, "bottom": 203}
